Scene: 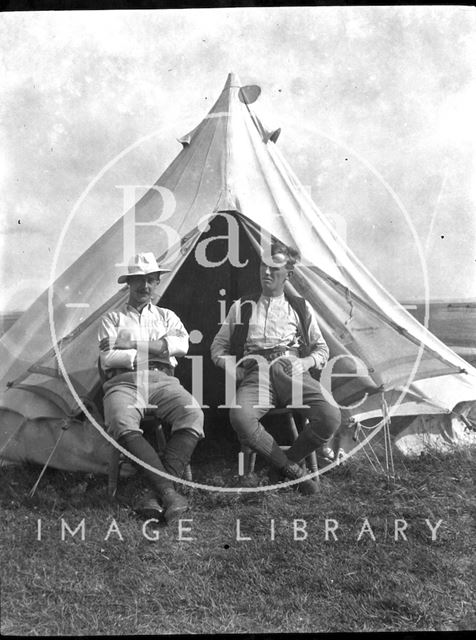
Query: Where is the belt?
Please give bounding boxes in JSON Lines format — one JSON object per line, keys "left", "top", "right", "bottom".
{"left": 243, "top": 347, "right": 300, "bottom": 364}
{"left": 104, "top": 362, "right": 174, "bottom": 381}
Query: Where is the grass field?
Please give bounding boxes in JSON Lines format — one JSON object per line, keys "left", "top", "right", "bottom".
{"left": 1, "top": 444, "right": 475, "bottom": 635}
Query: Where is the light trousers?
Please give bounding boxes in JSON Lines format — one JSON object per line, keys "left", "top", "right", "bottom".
{"left": 230, "top": 359, "right": 341, "bottom": 452}
{"left": 103, "top": 370, "right": 204, "bottom": 441}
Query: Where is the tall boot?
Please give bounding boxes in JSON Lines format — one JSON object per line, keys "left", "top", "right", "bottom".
{"left": 244, "top": 425, "right": 318, "bottom": 495}
{"left": 162, "top": 429, "right": 199, "bottom": 481}
{"left": 244, "top": 424, "right": 290, "bottom": 469}
{"left": 281, "top": 461, "right": 318, "bottom": 495}
{"left": 118, "top": 432, "right": 188, "bottom": 523}
{"left": 286, "top": 422, "right": 335, "bottom": 466}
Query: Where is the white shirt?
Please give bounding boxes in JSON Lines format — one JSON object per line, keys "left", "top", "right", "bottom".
{"left": 211, "top": 294, "right": 329, "bottom": 369}
{"left": 245, "top": 294, "right": 301, "bottom": 350}
{"left": 98, "top": 302, "right": 189, "bottom": 370}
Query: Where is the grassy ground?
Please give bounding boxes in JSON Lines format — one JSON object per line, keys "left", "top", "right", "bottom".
{"left": 1, "top": 444, "right": 475, "bottom": 635}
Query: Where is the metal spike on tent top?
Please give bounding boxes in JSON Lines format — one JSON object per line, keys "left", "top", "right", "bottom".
{"left": 238, "top": 84, "right": 275, "bottom": 144}
{"left": 28, "top": 420, "right": 69, "bottom": 498}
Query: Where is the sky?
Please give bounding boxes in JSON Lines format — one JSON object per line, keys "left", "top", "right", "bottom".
{"left": 0, "top": 6, "right": 475, "bottom": 312}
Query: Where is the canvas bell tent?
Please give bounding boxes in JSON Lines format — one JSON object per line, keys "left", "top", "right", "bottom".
{"left": 1, "top": 73, "right": 475, "bottom": 475}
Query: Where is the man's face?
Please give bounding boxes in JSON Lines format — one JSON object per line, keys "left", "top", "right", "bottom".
{"left": 127, "top": 273, "right": 160, "bottom": 307}
{"left": 259, "top": 252, "right": 290, "bottom": 296}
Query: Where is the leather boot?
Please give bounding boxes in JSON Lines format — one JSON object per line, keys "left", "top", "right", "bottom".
{"left": 158, "top": 487, "right": 189, "bottom": 523}
{"left": 163, "top": 429, "right": 199, "bottom": 481}
{"left": 282, "top": 461, "right": 318, "bottom": 495}
{"left": 135, "top": 489, "right": 163, "bottom": 519}
{"left": 286, "top": 423, "right": 329, "bottom": 465}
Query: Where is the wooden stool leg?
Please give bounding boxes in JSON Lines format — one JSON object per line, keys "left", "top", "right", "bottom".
{"left": 293, "top": 415, "right": 319, "bottom": 483}
{"left": 248, "top": 451, "right": 257, "bottom": 474}
{"left": 154, "top": 423, "right": 167, "bottom": 453}
{"left": 241, "top": 446, "right": 256, "bottom": 474}
{"left": 285, "top": 412, "right": 299, "bottom": 441}
{"left": 296, "top": 417, "right": 319, "bottom": 478}
{"left": 307, "top": 451, "right": 319, "bottom": 474}
{"left": 285, "top": 412, "right": 302, "bottom": 470}
{"left": 108, "top": 446, "right": 121, "bottom": 500}
{"left": 307, "top": 451, "right": 319, "bottom": 484}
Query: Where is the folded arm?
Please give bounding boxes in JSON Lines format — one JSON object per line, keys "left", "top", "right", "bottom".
{"left": 98, "top": 315, "right": 137, "bottom": 370}
{"left": 98, "top": 309, "right": 189, "bottom": 370}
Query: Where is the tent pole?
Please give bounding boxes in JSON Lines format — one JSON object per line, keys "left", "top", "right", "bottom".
{"left": 381, "top": 393, "right": 395, "bottom": 482}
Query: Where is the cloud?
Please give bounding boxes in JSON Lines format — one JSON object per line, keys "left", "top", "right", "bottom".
{"left": 0, "top": 6, "right": 475, "bottom": 311}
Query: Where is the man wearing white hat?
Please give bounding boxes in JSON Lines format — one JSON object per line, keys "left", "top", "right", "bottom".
{"left": 98, "top": 252, "right": 204, "bottom": 523}
{"left": 211, "top": 240, "right": 341, "bottom": 494}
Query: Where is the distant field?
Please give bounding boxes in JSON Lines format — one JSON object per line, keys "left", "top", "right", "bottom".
{"left": 401, "top": 300, "right": 476, "bottom": 365}
{"left": 2, "top": 300, "right": 475, "bottom": 364}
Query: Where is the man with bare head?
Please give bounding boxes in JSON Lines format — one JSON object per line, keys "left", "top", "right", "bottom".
{"left": 211, "top": 240, "right": 340, "bottom": 493}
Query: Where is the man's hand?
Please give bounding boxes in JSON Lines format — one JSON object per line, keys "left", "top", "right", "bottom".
{"left": 282, "top": 356, "right": 315, "bottom": 376}
{"left": 99, "top": 331, "right": 137, "bottom": 352}
{"left": 115, "top": 334, "right": 137, "bottom": 350}
{"left": 146, "top": 338, "right": 167, "bottom": 358}
{"left": 217, "top": 355, "right": 246, "bottom": 385}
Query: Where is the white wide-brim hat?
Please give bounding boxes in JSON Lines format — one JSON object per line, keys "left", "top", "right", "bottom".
{"left": 118, "top": 252, "right": 171, "bottom": 284}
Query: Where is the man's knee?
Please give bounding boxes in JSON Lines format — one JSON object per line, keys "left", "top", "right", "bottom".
{"left": 105, "top": 413, "right": 143, "bottom": 441}
{"left": 104, "top": 400, "right": 143, "bottom": 440}
{"left": 310, "top": 403, "right": 341, "bottom": 439}
{"left": 233, "top": 423, "right": 266, "bottom": 450}
{"left": 230, "top": 406, "right": 258, "bottom": 430}
{"left": 230, "top": 407, "right": 264, "bottom": 446}
{"left": 324, "top": 404, "right": 341, "bottom": 432}
{"left": 171, "top": 405, "right": 204, "bottom": 439}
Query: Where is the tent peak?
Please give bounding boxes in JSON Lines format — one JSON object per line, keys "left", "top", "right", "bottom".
{"left": 225, "top": 72, "right": 242, "bottom": 88}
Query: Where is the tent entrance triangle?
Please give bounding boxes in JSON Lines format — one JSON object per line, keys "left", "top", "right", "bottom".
{"left": 159, "top": 211, "right": 262, "bottom": 410}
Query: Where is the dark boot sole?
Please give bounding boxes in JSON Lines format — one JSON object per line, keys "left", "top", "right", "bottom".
{"left": 297, "top": 480, "right": 319, "bottom": 495}
{"left": 136, "top": 506, "right": 163, "bottom": 520}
